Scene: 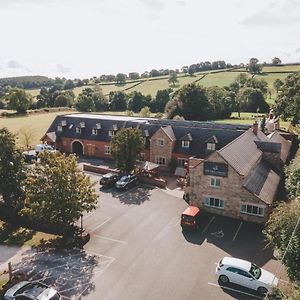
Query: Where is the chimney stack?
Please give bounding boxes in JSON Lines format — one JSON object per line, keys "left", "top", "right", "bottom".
{"left": 252, "top": 121, "right": 258, "bottom": 135}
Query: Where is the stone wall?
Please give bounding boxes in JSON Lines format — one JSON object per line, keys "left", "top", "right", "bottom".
{"left": 187, "top": 151, "right": 270, "bottom": 223}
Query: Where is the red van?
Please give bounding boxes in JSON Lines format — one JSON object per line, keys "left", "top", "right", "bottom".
{"left": 181, "top": 206, "right": 201, "bottom": 231}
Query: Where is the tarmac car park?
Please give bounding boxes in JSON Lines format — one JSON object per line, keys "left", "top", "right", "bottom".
{"left": 6, "top": 171, "right": 285, "bottom": 300}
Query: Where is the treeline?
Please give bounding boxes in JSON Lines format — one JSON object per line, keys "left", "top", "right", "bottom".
{"left": 0, "top": 75, "right": 54, "bottom": 89}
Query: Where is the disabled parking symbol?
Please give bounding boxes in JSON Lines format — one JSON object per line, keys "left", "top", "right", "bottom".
{"left": 210, "top": 230, "right": 224, "bottom": 238}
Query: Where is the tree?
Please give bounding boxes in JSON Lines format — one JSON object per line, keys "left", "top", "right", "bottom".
{"left": 260, "top": 116, "right": 266, "bottom": 133}
{"left": 116, "top": 73, "right": 127, "bottom": 84}
{"left": 7, "top": 88, "right": 32, "bottom": 113}
{"left": 23, "top": 151, "right": 97, "bottom": 233}
{"left": 140, "top": 106, "right": 151, "bottom": 117}
{"left": 63, "top": 79, "right": 75, "bottom": 90}
{"left": 128, "top": 72, "right": 140, "bottom": 80}
{"left": 18, "top": 126, "right": 36, "bottom": 150}
{"left": 110, "top": 128, "right": 144, "bottom": 174}
{"left": 92, "top": 87, "right": 109, "bottom": 112}
{"left": 168, "top": 71, "right": 178, "bottom": 87}
{"left": 247, "top": 58, "right": 262, "bottom": 74}
{"left": 246, "top": 78, "right": 268, "bottom": 96}
{"left": 264, "top": 200, "right": 300, "bottom": 282}
{"left": 273, "top": 79, "right": 284, "bottom": 93}
{"left": 152, "top": 89, "right": 170, "bottom": 113}
{"left": 285, "top": 159, "right": 300, "bottom": 198}
{"left": 165, "top": 83, "right": 211, "bottom": 121}
{"left": 149, "top": 69, "right": 160, "bottom": 77}
{"left": 274, "top": 72, "right": 300, "bottom": 122}
{"left": 127, "top": 92, "right": 150, "bottom": 113}
{"left": 75, "top": 94, "right": 95, "bottom": 112}
{"left": 0, "top": 128, "right": 25, "bottom": 212}
{"left": 109, "top": 91, "right": 127, "bottom": 111}
{"left": 237, "top": 87, "right": 269, "bottom": 113}
{"left": 54, "top": 90, "right": 75, "bottom": 107}
{"left": 272, "top": 57, "right": 282, "bottom": 65}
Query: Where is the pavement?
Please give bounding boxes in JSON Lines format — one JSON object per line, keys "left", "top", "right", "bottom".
{"left": 2, "top": 171, "right": 288, "bottom": 300}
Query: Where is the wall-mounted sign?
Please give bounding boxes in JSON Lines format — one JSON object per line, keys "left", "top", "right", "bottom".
{"left": 204, "top": 162, "right": 228, "bottom": 177}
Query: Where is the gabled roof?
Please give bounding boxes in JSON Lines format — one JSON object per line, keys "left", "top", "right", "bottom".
{"left": 255, "top": 141, "right": 281, "bottom": 154}
{"left": 218, "top": 129, "right": 269, "bottom": 176}
{"left": 42, "top": 132, "right": 57, "bottom": 142}
{"left": 267, "top": 131, "right": 291, "bottom": 163}
{"left": 161, "top": 126, "right": 176, "bottom": 141}
{"left": 205, "top": 135, "right": 218, "bottom": 144}
{"left": 180, "top": 133, "right": 193, "bottom": 141}
{"left": 243, "top": 160, "right": 280, "bottom": 205}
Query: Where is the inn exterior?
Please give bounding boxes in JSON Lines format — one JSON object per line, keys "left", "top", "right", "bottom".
{"left": 42, "top": 113, "right": 292, "bottom": 223}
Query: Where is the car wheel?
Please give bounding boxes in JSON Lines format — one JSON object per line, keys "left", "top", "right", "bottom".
{"left": 257, "top": 287, "right": 268, "bottom": 296}
{"left": 219, "top": 275, "right": 229, "bottom": 284}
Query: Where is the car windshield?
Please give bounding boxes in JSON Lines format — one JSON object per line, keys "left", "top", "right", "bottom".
{"left": 15, "top": 282, "right": 47, "bottom": 297}
{"left": 181, "top": 215, "right": 194, "bottom": 222}
{"left": 120, "top": 176, "right": 129, "bottom": 182}
{"left": 249, "top": 263, "right": 262, "bottom": 279}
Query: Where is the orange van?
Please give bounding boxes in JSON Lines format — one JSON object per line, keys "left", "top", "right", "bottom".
{"left": 181, "top": 206, "right": 201, "bottom": 231}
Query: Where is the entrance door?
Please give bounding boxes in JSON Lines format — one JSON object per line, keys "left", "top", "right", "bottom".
{"left": 72, "top": 141, "right": 83, "bottom": 155}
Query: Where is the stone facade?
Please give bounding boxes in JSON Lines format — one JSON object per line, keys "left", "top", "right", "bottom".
{"left": 186, "top": 151, "right": 271, "bottom": 223}
{"left": 149, "top": 128, "right": 175, "bottom": 169}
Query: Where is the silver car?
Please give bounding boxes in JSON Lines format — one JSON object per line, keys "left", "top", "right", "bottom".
{"left": 4, "top": 281, "right": 60, "bottom": 300}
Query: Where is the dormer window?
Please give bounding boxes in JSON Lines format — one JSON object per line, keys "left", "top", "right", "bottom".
{"left": 144, "top": 130, "right": 149, "bottom": 137}
{"left": 61, "top": 120, "right": 67, "bottom": 126}
{"left": 57, "top": 125, "right": 62, "bottom": 132}
{"left": 109, "top": 130, "right": 114, "bottom": 137}
{"left": 96, "top": 123, "right": 101, "bottom": 129}
{"left": 76, "top": 127, "right": 81, "bottom": 134}
{"left": 80, "top": 122, "right": 85, "bottom": 128}
{"left": 182, "top": 141, "right": 190, "bottom": 148}
{"left": 92, "top": 128, "right": 97, "bottom": 135}
{"left": 207, "top": 142, "right": 215, "bottom": 151}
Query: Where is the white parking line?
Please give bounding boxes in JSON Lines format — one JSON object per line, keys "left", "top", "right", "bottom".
{"left": 207, "top": 282, "right": 263, "bottom": 299}
{"left": 89, "top": 217, "right": 112, "bottom": 233}
{"left": 232, "top": 221, "right": 243, "bottom": 241}
{"left": 93, "top": 234, "right": 128, "bottom": 244}
{"left": 201, "top": 216, "right": 215, "bottom": 236}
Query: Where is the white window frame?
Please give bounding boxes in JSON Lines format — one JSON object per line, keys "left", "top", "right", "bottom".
{"left": 156, "top": 156, "right": 166, "bottom": 165}
{"left": 240, "top": 203, "right": 265, "bottom": 217}
{"left": 178, "top": 158, "right": 187, "bottom": 167}
{"left": 182, "top": 140, "right": 190, "bottom": 148}
{"left": 104, "top": 145, "right": 111, "bottom": 155}
{"left": 92, "top": 128, "right": 97, "bottom": 135}
{"left": 157, "top": 139, "right": 164, "bottom": 147}
{"left": 210, "top": 177, "right": 221, "bottom": 188}
{"left": 76, "top": 127, "right": 81, "bottom": 134}
{"left": 57, "top": 125, "right": 62, "bottom": 132}
{"left": 204, "top": 196, "right": 224, "bottom": 209}
{"left": 108, "top": 130, "right": 114, "bottom": 137}
{"left": 207, "top": 142, "right": 215, "bottom": 151}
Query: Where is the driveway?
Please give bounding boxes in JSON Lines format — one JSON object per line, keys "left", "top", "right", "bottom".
{"left": 9, "top": 172, "right": 286, "bottom": 300}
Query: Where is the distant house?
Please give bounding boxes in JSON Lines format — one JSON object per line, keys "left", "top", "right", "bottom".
{"left": 41, "top": 113, "right": 249, "bottom": 170}
{"left": 184, "top": 122, "right": 292, "bottom": 223}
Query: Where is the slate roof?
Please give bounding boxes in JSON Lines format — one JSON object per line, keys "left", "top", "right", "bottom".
{"left": 255, "top": 141, "right": 281, "bottom": 154}
{"left": 267, "top": 131, "right": 291, "bottom": 163}
{"left": 218, "top": 129, "right": 269, "bottom": 176}
{"left": 243, "top": 160, "right": 280, "bottom": 205}
{"left": 44, "top": 113, "right": 249, "bottom": 156}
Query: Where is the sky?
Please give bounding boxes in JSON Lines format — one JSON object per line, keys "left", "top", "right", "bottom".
{"left": 0, "top": 0, "right": 300, "bottom": 79}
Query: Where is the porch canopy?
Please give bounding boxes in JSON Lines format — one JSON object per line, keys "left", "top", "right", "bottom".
{"left": 138, "top": 161, "right": 160, "bottom": 176}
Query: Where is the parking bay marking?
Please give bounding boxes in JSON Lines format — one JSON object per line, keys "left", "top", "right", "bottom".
{"left": 93, "top": 234, "right": 128, "bottom": 245}
{"left": 233, "top": 221, "right": 243, "bottom": 241}
{"left": 201, "top": 216, "right": 215, "bottom": 236}
{"left": 90, "top": 217, "right": 112, "bottom": 233}
{"left": 207, "top": 282, "right": 263, "bottom": 300}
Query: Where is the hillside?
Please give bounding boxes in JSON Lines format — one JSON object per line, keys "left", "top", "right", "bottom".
{"left": 0, "top": 75, "right": 54, "bottom": 89}
{"left": 23, "top": 64, "right": 300, "bottom": 104}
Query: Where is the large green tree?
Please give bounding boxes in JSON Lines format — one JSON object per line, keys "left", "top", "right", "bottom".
{"left": 23, "top": 152, "right": 97, "bottom": 233}
{"left": 168, "top": 71, "right": 178, "bottom": 86}
{"left": 247, "top": 58, "right": 262, "bottom": 74}
{"left": 0, "top": 128, "right": 25, "bottom": 212}
{"left": 274, "top": 72, "right": 300, "bottom": 123}
{"left": 7, "top": 88, "right": 32, "bottom": 113}
{"left": 264, "top": 200, "right": 300, "bottom": 282}
{"left": 152, "top": 89, "right": 170, "bottom": 113}
{"left": 109, "top": 91, "right": 128, "bottom": 111}
{"left": 110, "top": 128, "right": 144, "bottom": 174}
{"left": 165, "top": 83, "right": 210, "bottom": 120}
{"left": 127, "top": 91, "right": 150, "bottom": 113}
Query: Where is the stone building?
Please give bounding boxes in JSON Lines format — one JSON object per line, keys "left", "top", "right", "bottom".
{"left": 184, "top": 123, "right": 292, "bottom": 223}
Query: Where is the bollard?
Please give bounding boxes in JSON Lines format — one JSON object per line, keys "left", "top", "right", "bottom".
{"left": 8, "top": 262, "right": 12, "bottom": 281}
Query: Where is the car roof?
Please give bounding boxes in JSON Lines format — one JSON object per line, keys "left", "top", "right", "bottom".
{"left": 182, "top": 206, "right": 200, "bottom": 217}
{"left": 222, "top": 257, "right": 251, "bottom": 271}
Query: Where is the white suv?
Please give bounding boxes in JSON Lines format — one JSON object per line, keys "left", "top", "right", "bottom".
{"left": 216, "top": 257, "right": 278, "bottom": 296}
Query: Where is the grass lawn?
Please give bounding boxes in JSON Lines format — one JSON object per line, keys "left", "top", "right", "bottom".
{"left": 198, "top": 71, "right": 247, "bottom": 87}
{"left": 0, "top": 221, "right": 57, "bottom": 248}
{"left": 0, "top": 110, "right": 72, "bottom": 147}
{"left": 262, "top": 65, "right": 300, "bottom": 73}
{"left": 25, "top": 88, "right": 41, "bottom": 97}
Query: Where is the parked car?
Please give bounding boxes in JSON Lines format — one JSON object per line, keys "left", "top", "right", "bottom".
{"left": 181, "top": 206, "right": 201, "bottom": 231}
{"left": 35, "top": 144, "right": 55, "bottom": 153}
{"left": 99, "top": 173, "right": 121, "bottom": 188}
{"left": 115, "top": 175, "right": 139, "bottom": 190}
{"left": 22, "top": 150, "right": 37, "bottom": 163}
{"left": 216, "top": 257, "right": 278, "bottom": 296}
{"left": 4, "top": 281, "right": 60, "bottom": 300}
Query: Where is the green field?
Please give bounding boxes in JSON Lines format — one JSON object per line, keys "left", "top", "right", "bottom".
{"left": 198, "top": 71, "right": 248, "bottom": 87}
{"left": 0, "top": 111, "right": 71, "bottom": 147}
{"left": 261, "top": 65, "right": 300, "bottom": 73}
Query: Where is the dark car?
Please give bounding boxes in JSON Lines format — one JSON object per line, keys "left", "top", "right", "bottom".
{"left": 115, "top": 175, "right": 139, "bottom": 190}
{"left": 100, "top": 173, "right": 121, "bottom": 188}
{"left": 4, "top": 281, "right": 60, "bottom": 300}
